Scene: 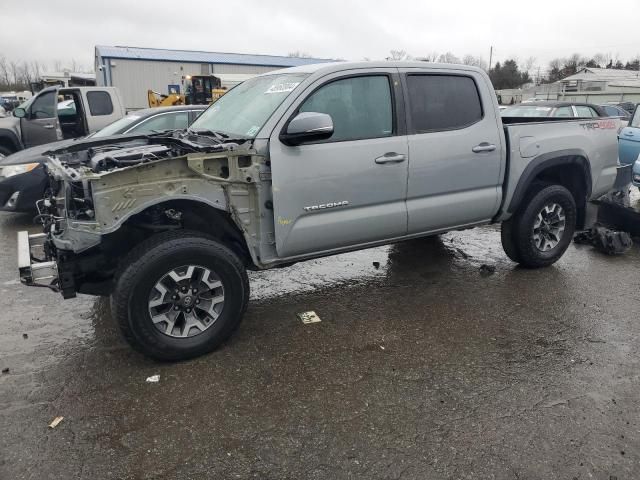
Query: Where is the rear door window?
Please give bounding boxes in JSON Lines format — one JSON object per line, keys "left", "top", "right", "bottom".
{"left": 406, "top": 75, "right": 482, "bottom": 132}
{"left": 87, "top": 91, "right": 114, "bottom": 116}
{"left": 127, "top": 111, "right": 189, "bottom": 134}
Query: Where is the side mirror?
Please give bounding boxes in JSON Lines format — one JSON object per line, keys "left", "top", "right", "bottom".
{"left": 280, "top": 112, "right": 334, "bottom": 146}
{"left": 13, "top": 107, "right": 26, "bottom": 119}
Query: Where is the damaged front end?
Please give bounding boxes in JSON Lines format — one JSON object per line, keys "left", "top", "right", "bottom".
{"left": 18, "top": 131, "right": 264, "bottom": 298}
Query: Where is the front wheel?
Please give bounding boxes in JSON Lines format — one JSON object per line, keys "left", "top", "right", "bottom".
{"left": 111, "top": 231, "right": 249, "bottom": 361}
{"left": 501, "top": 184, "right": 576, "bottom": 268}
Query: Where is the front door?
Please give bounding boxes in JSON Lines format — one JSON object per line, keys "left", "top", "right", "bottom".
{"left": 21, "top": 90, "right": 60, "bottom": 147}
{"left": 270, "top": 70, "right": 409, "bottom": 258}
{"left": 400, "top": 71, "right": 503, "bottom": 234}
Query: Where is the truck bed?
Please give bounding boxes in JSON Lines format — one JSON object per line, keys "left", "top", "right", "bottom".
{"left": 497, "top": 117, "right": 620, "bottom": 221}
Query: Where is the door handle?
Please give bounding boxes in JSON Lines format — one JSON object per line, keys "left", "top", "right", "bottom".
{"left": 375, "top": 152, "right": 406, "bottom": 164}
{"left": 43, "top": 124, "right": 55, "bottom": 129}
{"left": 472, "top": 143, "right": 497, "bottom": 153}
{"left": 623, "top": 131, "right": 634, "bottom": 136}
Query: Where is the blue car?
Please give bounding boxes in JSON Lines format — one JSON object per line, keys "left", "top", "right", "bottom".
{"left": 619, "top": 104, "right": 640, "bottom": 166}
{"left": 618, "top": 104, "right": 640, "bottom": 189}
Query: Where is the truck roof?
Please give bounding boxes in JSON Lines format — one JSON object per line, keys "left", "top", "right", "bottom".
{"left": 261, "top": 61, "right": 485, "bottom": 76}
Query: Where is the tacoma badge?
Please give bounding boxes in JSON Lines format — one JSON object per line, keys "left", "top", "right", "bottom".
{"left": 303, "top": 201, "right": 349, "bottom": 212}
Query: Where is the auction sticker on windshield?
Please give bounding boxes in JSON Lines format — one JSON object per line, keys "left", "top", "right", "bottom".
{"left": 265, "top": 83, "right": 300, "bottom": 94}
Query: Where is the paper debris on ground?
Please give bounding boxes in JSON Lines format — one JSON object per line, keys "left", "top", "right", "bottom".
{"left": 297, "top": 311, "right": 321, "bottom": 324}
{"left": 146, "top": 374, "right": 160, "bottom": 383}
{"left": 48, "top": 416, "right": 64, "bottom": 428}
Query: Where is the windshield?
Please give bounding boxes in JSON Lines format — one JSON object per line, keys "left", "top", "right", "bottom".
{"left": 92, "top": 114, "right": 142, "bottom": 138}
{"left": 189, "top": 73, "right": 309, "bottom": 138}
{"left": 501, "top": 105, "right": 552, "bottom": 117}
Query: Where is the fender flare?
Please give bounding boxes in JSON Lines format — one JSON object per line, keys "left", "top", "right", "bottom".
{"left": 507, "top": 149, "right": 592, "bottom": 213}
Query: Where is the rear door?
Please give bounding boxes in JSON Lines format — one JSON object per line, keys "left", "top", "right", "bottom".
{"left": 21, "top": 90, "right": 61, "bottom": 147}
{"left": 400, "top": 70, "right": 503, "bottom": 234}
{"left": 619, "top": 105, "right": 640, "bottom": 165}
{"left": 269, "top": 69, "right": 409, "bottom": 257}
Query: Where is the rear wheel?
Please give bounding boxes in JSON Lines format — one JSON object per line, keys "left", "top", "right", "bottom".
{"left": 501, "top": 184, "right": 576, "bottom": 268}
{"left": 111, "top": 230, "right": 249, "bottom": 361}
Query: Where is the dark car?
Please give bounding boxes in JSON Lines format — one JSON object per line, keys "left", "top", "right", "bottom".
{"left": 501, "top": 101, "right": 606, "bottom": 119}
{"left": 599, "top": 103, "right": 631, "bottom": 122}
{"left": 0, "top": 105, "right": 205, "bottom": 212}
{"left": 604, "top": 101, "right": 635, "bottom": 114}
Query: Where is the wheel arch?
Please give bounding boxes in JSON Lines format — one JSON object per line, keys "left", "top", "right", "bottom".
{"left": 507, "top": 149, "right": 592, "bottom": 229}
{"left": 105, "top": 198, "right": 254, "bottom": 267}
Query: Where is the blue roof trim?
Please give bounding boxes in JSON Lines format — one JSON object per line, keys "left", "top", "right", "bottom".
{"left": 95, "top": 45, "right": 334, "bottom": 68}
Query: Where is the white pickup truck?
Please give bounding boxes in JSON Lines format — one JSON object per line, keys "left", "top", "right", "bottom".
{"left": 18, "top": 61, "right": 620, "bottom": 360}
{"left": 0, "top": 86, "right": 125, "bottom": 158}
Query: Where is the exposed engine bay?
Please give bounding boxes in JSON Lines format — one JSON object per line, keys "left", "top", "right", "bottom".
{"left": 27, "top": 130, "right": 273, "bottom": 298}
{"left": 39, "top": 131, "right": 253, "bottom": 224}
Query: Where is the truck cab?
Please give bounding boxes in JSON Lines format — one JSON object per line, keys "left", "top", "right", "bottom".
{"left": 0, "top": 86, "right": 125, "bottom": 157}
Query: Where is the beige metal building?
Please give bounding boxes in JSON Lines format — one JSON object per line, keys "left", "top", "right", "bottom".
{"left": 498, "top": 67, "right": 640, "bottom": 105}
{"left": 95, "top": 45, "right": 333, "bottom": 110}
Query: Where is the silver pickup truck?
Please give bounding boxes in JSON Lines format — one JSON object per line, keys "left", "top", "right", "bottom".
{"left": 17, "top": 61, "right": 619, "bottom": 360}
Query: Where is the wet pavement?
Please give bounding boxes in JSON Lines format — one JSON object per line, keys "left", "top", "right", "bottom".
{"left": 1, "top": 204, "right": 639, "bottom": 479}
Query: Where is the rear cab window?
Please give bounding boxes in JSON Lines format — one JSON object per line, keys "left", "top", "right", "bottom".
{"left": 405, "top": 74, "right": 483, "bottom": 132}
{"left": 574, "top": 105, "right": 597, "bottom": 118}
{"left": 87, "top": 91, "right": 114, "bottom": 116}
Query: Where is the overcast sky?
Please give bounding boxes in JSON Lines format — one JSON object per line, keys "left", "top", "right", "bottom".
{"left": 2, "top": 0, "right": 640, "bottom": 73}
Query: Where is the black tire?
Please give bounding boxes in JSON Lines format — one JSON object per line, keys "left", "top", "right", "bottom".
{"left": 110, "top": 230, "right": 249, "bottom": 361}
{"left": 500, "top": 217, "right": 522, "bottom": 263}
{"left": 501, "top": 184, "right": 576, "bottom": 268}
{"left": 0, "top": 145, "right": 14, "bottom": 158}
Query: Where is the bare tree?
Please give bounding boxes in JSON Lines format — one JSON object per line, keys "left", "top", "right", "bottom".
{"left": 0, "top": 56, "right": 10, "bottom": 86}
{"left": 593, "top": 53, "right": 608, "bottom": 68}
{"left": 415, "top": 51, "right": 439, "bottom": 62}
{"left": 438, "top": 52, "right": 461, "bottom": 64}
{"left": 388, "top": 50, "right": 410, "bottom": 61}
{"left": 462, "top": 55, "right": 488, "bottom": 70}
{"left": 9, "top": 61, "right": 19, "bottom": 86}
{"left": 521, "top": 56, "right": 536, "bottom": 74}
{"left": 52, "top": 59, "right": 63, "bottom": 71}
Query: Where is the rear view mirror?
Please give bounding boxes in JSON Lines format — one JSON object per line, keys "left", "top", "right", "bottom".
{"left": 13, "top": 107, "right": 26, "bottom": 118}
{"left": 280, "top": 112, "right": 334, "bottom": 146}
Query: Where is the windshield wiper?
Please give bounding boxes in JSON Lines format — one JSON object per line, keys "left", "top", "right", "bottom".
{"left": 187, "top": 128, "right": 229, "bottom": 141}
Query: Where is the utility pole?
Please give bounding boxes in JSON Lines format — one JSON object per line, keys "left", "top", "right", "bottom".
{"left": 489, "top": 46, "right": 493, "bottom": 71}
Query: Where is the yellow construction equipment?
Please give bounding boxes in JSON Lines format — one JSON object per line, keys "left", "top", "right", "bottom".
{"left": 183, "top": 75, "right": 226, "bottom": 105}
{"left": 147, "top": 90, "right": 184, "bottom": 108}
{"left": 147, "top": 75, "right": 227, "bottom": 108}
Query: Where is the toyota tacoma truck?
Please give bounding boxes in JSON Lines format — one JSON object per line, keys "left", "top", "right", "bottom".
{"left": 17, "top": 62, "right": 619, "bottom": 361}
